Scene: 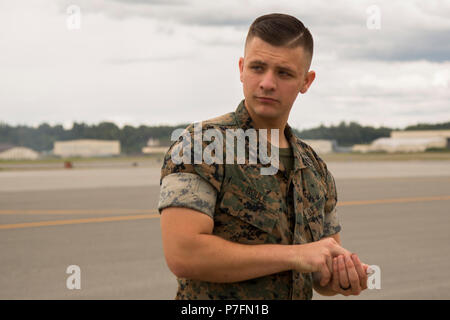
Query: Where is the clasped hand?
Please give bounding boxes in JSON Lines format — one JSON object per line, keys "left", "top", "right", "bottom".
{"left": 315, "top": 253, "right": 369, "bottom": 296}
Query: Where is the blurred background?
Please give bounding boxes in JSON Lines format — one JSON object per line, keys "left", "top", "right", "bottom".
{"left": 1, "top": 0, "right": 449, "bottom": 299}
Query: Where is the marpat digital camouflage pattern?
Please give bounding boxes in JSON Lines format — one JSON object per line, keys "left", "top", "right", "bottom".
{"left": 158, "top": 100, "right": 341, "bottom": 300}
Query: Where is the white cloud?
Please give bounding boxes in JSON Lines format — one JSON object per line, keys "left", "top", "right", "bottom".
{"left": 0, "top": 0, "right": 449, "bottom": 130}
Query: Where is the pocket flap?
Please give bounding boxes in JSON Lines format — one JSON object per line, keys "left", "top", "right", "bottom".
{"left": 221, "top": 192, "right": 278, "bottom": 234}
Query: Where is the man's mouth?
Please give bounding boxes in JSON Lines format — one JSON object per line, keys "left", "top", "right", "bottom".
{"left": 255, "top": 96, "right": 278, "bottom": 103}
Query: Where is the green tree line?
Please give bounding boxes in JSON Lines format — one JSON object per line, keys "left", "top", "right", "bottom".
{"left": 293, "top": 121, "right": 393, "bottom": 147}
{"left": 0, "top": 122, "right": 188, "bottom": 154}
{"left": 0, "top": 120, "right": 449, "bottom": 154}
{"left": 403, "top": 122, "right": 450, "bottom": 131}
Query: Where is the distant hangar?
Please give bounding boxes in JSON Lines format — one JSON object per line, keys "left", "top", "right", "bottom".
{"left": 353, "top": 130, "right": 450, "bottom": 153}
{"left": 302, "top": 139, "right": 336, "bottom": 154}
{"left": 0, "top": 144, "right": 40, "bottom": 160}
{"left": 53, "top": 139, "right": 120, "bottom": 157}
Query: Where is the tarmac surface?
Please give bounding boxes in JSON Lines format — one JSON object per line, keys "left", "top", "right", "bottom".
{"left": 1, "top": 160, "right": 449, "bottom": 299}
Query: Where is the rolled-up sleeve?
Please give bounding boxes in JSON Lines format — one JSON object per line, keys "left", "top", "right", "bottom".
{"left": 323, "top": 168, "right": 342, "bottom": 237}
{"left": 158, "top": 172, "right": 217, "bottom": 219}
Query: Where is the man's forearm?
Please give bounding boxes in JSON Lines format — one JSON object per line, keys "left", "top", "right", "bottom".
{"left": 173, "top": 233, "right": 296, "bottom": 283}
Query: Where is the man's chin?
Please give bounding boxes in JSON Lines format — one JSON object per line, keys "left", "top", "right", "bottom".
{"left": 253, "top": 103, "right": 279, "bottom": 119}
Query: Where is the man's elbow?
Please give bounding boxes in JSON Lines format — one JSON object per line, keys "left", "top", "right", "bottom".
{"left": 165, "top": 253, "right": 193, "bottom": 279}
{"left": 163, "top": 236, "right": 200, "bottom": 279}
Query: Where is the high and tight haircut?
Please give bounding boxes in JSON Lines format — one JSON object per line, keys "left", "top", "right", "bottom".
{"left": 245, "top": 13, "right": 314, "bottom": 67}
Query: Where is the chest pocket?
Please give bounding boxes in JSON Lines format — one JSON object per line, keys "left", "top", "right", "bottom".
{"left": 216, "top": 168, "right": 279, "bottom": 244}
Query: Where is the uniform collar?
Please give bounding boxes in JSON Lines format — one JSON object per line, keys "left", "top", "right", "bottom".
{"left": 234, "top": 99, "right": 313, "bottom": 170}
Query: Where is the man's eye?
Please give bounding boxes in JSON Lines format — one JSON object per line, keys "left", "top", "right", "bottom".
{"left": 279, "top": 71, "right": 291, "bottom": 77}
{"left": 251, "top": 66, "right": 263, "bottom": 71}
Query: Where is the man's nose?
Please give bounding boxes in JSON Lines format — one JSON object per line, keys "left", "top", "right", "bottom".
{"left": 259, "top": 70, "right": 276, "bottom": 91}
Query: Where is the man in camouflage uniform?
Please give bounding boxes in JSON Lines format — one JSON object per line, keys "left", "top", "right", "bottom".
{"left": 158, "top": 13, "right": 369, "bottom": 300}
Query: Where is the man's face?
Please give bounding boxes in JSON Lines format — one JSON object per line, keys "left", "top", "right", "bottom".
{"left": 239, "top": 36, "right": 315, "bottom": 123}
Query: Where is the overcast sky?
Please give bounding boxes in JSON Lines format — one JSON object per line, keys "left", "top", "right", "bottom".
{"left": 1, "top": 0, "right": 449, "bottom": 130}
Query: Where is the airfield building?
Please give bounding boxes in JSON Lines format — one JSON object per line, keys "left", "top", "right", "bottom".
{"left": 352, "top": 129, "right": 450, "bottom": 153}
{"left": 53, "top": 139, "right": 120, "bottom": 158}
{"left": 302, "top": 139, "right": 336, "bottom": 154}
{"left": 142, "top": 138, "right": 169, "bottom": 154}
{"left": 0, "top": 145, "right": 40, "bottom": 160}
{"left": 370, "top": 137, "right": 447, "bottom": 153}
{"left": 390, "top": 130, "right": 450, "bottom": 141}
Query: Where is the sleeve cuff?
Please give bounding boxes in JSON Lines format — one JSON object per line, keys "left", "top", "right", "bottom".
{"left": 157, "top": 172, "right": 217, "bottom": 219}
{"left": 322, "top": 207, "right": 342, "bottom": 237}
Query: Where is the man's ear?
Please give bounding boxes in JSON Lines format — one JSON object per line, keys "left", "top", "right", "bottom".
{"left": 300, "top": 70, "right": 316, "bottom": 94}
{"left": 239, "top": 57, "right": 244, "bottom": 83}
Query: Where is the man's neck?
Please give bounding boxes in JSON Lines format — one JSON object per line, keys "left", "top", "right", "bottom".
{"left": 244, "top": 100, "right": 290, "bottom": 148}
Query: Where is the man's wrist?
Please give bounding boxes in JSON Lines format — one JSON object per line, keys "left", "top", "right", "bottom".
{"left": 285, "top": 245, "right": 300, "bottom": 270}
{"left": 313, "top": 281, "right": 338, "bottom": 296}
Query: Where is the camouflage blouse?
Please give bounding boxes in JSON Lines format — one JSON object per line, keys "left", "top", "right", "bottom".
{"left": 158, "top": 100, "right": 341, "bottom": 300}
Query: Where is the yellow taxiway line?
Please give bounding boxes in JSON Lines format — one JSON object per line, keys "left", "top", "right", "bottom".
{"left": 0, "top": 213, "right": 160, "bottom": 230}
{"left": 1, "top": 195, "right": 449, "bottom": 230}
{"left": 338, "top": 195, "right": 450, "bottom": 206}
{"left": 0, "top": 209, "right": 157, "bottom": 215}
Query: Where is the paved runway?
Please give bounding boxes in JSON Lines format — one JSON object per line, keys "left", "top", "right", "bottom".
{"left": 1, "top": 161, "right": 449, "bottom": 299}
